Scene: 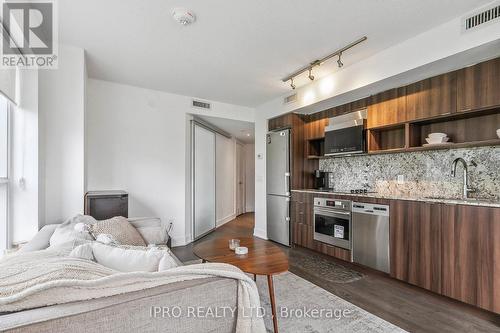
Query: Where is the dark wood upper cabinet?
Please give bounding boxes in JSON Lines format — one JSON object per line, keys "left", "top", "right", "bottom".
{"left": 367, "top": 87, "right": 406, "bottom": 128}
{"left": 389, "top": 200, "right": 442, "bottom": 293}
{"left": 406, "top": 72, "right": 457, "bottom": 120}
{"left": 441, "top": 205, "right": 500, "bottom": 313}
{"left": 268, "top": 113, "right": 295, "bottom": 131}
{"left": 304, "top": 118, "right": 328, "bottom": 140}
{"left": 457, "top": 57, "right": 500, "bottom": 112}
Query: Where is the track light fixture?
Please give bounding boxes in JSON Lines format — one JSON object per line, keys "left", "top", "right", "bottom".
{"left": 308, "top": 68, "right": 315, "bottom": 81}
{"left": 281, "top": 36, "right": 367, "bottom": 89}
{"left": 337, "top": 52, "right": 343, "bottom": 68}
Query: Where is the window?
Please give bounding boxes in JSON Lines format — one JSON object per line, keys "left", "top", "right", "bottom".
{"left": 0, "top": 95, "right": 10, "bottom": 251}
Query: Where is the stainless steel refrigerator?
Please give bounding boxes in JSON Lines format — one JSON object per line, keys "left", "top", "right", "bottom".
{"left": 266, "top": 129, "right": 291, "bottom": 246}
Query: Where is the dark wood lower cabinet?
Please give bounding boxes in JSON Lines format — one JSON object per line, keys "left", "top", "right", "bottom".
{"left": 389, "top": 200, "right": 442, "bottom": 293}
{"left": 291, "top": 193, "right": 500, "bottom": 314}
{"left": 441, "top": 205, "right": 500, "bottom": 313}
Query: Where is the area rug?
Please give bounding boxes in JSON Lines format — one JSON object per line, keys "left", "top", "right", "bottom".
{"left": 288, "top": 249, "right": 363, "bottom": 284}
{"left": 256, "top": 272, "right": 406, "bottom": 333}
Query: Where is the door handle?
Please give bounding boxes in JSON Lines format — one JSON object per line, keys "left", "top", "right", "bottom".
{"left": 285, "top": 172, "right": 290, "bottom": 195}
{"left": 285, "top": 217, "right": 290, "bottom": 222}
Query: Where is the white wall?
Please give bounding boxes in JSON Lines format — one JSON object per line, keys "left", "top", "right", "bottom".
{"left": 215, "top": 134, "right": 236, "bottom": 226}
{"left": 38, "top": 45, "right": 86, "bottom": 225}
{"left": 86, "top": 79, "right": 254, "bottom": 246}
{"left": 10, "top": 69, "right": 39, "bottom": 243}
{"left": 244, "top": 143, "right": 255, "bottom": 212}
{"left": 253, "top": 4, "right": 500, "bottom": 240}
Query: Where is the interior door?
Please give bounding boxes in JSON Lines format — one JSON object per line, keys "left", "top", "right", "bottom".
{"left": 236, "top": 143, "right": 245, "bottom": 215}
{"left": 192, "top": 123, "right": 216, "bottom": 239}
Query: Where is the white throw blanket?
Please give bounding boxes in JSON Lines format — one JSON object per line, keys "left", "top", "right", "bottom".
{"left": 0, "top": 249, "right": 266, "bottom": 333}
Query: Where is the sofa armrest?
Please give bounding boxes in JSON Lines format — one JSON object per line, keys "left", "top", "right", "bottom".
{"left": 18, "top": 224, "right": 59, "bottom": 253}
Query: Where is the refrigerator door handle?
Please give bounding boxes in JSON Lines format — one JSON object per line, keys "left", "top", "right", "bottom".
{"left": 285, "top": 172, "right": 290, "bottom": 196}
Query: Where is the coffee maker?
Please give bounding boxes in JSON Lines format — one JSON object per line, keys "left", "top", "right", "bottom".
{"left": 314, "top": 170, "right": 333, "bottom": 190}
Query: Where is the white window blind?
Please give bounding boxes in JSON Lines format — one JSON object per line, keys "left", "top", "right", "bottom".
{"left": 0, "top": 95, "right": 8, "bottom": 251}
{"left": 0, "top": 68, "right": 17, "bottom": 105}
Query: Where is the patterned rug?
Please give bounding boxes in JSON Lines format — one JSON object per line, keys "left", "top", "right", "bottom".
{"left": 288, "top": 249, "right": 363, "bottom": 284}
{"left": 257, "top": 272, "right": 406, "bottom": 333}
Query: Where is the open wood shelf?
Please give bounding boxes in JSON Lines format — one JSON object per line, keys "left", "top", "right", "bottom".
{"left": 306, "top": 138, "right": 324, "bottom": 159}
{"left": 367, "top": 124, "right": 406, "bottom": 153}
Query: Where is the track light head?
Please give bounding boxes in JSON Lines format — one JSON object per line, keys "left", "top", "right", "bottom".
{"left": 337, "top": 52, "right": 343, "bottom": 68}
{"left": 308, "top": 68, "right": 315, "bottom": 81}
{"left": 290, "top": 78, "right": 296, "bottom": 90}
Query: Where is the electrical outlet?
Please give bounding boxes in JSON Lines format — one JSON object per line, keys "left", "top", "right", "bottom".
{"left": 397, "top": 175, "right": 404, "bottom": 184}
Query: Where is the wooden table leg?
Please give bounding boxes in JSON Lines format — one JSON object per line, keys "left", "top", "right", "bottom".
{"left": 267, "top": 275, "right": 278, "bottom": 333}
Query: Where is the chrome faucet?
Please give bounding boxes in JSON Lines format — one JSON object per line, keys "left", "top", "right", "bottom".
{"left": 451, "top": 158, "right": 476, "bottom": 199}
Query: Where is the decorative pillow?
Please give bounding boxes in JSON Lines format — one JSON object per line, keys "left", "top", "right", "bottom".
{"left": 158, "top": 251, "right": 179, "bottom": 271}
{"left": 128, "top": 217, "right": 169, "bottom": 245}
{"left": 49, "top": 215, "right": 96, "bottom": 247}
{"left": 90, "top": 243, "right": 173, "bottom": 272}
{"left": 69, "top": 243, "right": 95, "bottom": 261}
{"left": 89, "top": 216, "right": 146, "bottom": 246}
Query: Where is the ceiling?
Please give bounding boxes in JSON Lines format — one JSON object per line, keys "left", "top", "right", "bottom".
{"left": 59, "top": 0, "right": 493, "bottom": 107}
{"left": 197, "top": 115, "right": 254, "bottom": 144}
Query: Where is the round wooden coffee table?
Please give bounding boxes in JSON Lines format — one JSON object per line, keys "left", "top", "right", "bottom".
{"left": 193, "top": 237, "right": 288, "bottom": 333}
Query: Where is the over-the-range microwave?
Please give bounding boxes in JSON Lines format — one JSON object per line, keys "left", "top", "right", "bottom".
{"left": 324, "top": 109, "right": 367, "bottom": 156}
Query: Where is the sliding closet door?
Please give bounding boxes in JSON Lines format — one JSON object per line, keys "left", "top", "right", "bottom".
{"left": 192, "top": 123, "right": 216, "bottom": 239}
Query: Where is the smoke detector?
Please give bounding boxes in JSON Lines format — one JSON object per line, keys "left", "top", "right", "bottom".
{"left": 172, "top": 8, "right": 196, "bottom": 26}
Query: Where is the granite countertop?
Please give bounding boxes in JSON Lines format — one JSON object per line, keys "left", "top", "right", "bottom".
{"left": 291, "top": 189, "right": 500, "bottom": 208}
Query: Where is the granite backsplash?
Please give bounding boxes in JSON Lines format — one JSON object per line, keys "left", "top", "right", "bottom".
{"left": 319, "top": 146, "right": 500, "bottom": 200}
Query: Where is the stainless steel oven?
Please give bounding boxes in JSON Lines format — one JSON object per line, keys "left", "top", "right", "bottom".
{"left": 313, "top": 197, "right": 352, "bottom": 250}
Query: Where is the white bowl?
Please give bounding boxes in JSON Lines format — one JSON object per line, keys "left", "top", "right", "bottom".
{"left": 428, "top": 132, "right": 447, "bottom": 139}
{"left": 425, "top": 137, "right": 449, "bottom": 144}
{"left": 497, "top": 129, "right": 500, "bottom": 139}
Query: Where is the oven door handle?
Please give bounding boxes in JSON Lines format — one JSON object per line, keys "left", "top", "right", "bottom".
{"left": 314, "top": 208, "right": 351, "bottom": 217}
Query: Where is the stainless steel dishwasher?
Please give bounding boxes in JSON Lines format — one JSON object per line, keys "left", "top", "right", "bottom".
{"left": 352, "top": 202, "right": 390, "bottom": 273}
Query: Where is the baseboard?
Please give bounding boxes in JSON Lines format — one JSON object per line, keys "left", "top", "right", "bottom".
{"left": 253, "top": 227, "right": 267, "bottom": 240}
{"left": 171, "top": 233, "right": 191, "bottom": 247}
{"left": 216, "top": 214, "right": 236, "bottom": 227}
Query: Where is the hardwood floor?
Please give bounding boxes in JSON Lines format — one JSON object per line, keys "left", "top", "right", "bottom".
{"left": 172, "top": 213, "right": 500, "bottom": 333}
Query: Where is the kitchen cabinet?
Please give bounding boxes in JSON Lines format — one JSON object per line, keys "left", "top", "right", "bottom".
{"left": 457, "top": 57, "right": 500, "bottom": 112}
{"left": 441, "top": 205, "right": 500, "bottom": 313}
{"left": 367, "top": 87, "right": 407, "bottom": 128}
{"left": 268, "top": 113, "right": 295, "bottom": 131}
{"left": 389, "top": 200, "right": 442, "bottom": 293}
{"left": 290, "top": 192, "right": 313, "bottom": 225}
{"left": 305, "top": 118, "right": 328, "bottom": 140}
{"left": 406, "top": 72, "right": 457, "bottom": 120}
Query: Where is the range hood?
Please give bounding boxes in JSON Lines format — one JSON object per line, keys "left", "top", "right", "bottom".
{"left": 324, "top": 109, "right": 367, "bottom": 156}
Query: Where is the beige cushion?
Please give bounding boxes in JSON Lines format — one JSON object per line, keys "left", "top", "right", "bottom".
{"left": 89, "top": 217, "right": 146, "bottom": 246}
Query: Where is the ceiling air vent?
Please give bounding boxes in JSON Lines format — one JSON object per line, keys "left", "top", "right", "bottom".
{"left": 283, "top": 93, "right": 297, "bottom": 104}
{"left": 192, "top": 100, "right": 211, "bottom": 109}
{"left": 464, "top": 4, "right": 500, "bottom": 31}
